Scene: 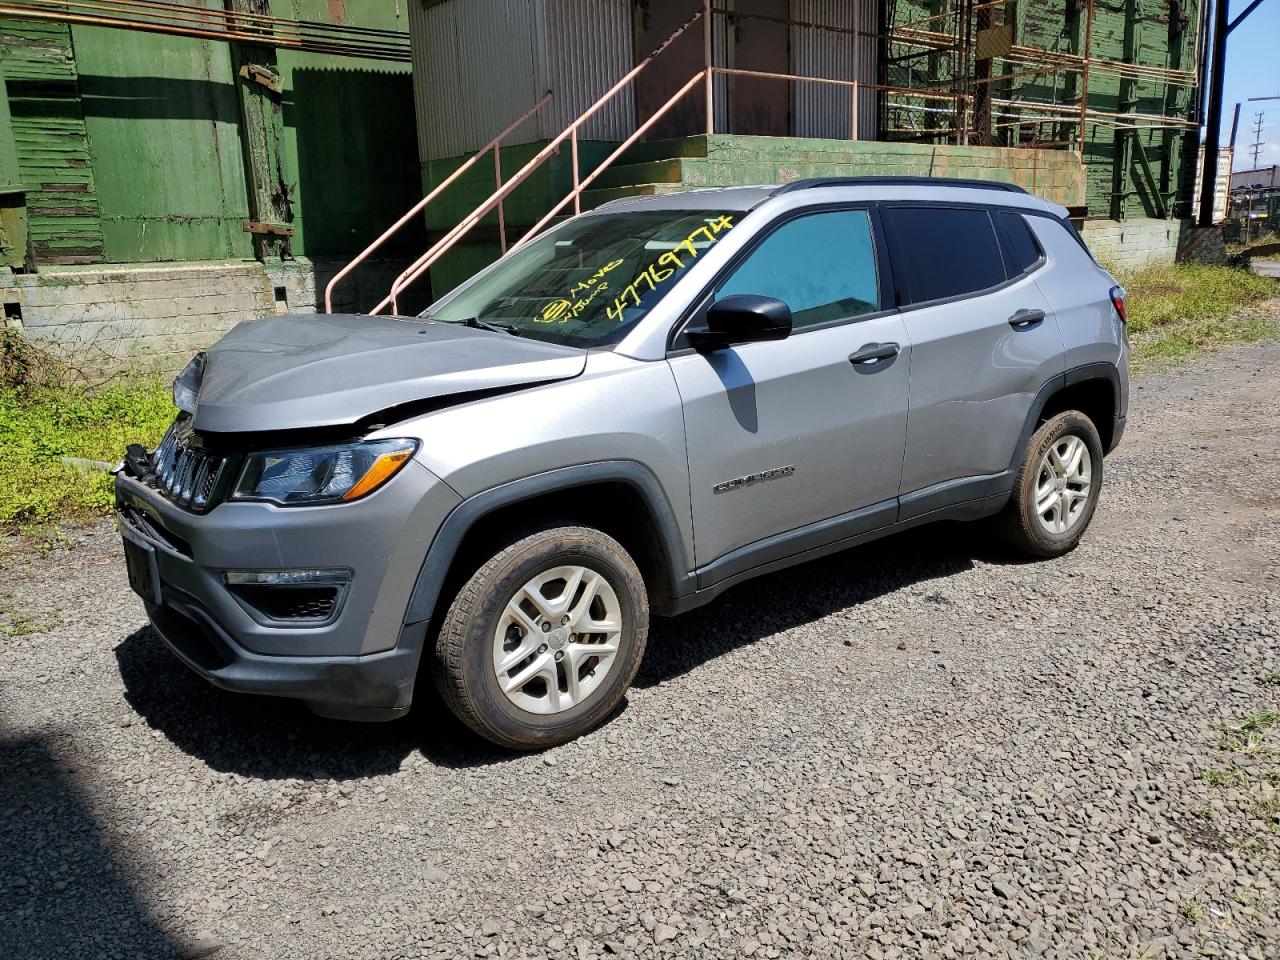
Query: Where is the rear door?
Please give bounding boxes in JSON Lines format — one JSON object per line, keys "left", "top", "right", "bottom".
{"left": 881, "top": 203, "right": 1064, "bottom": 513}
{"left": 668, "top": 207, "right": 910, "bottom": 571}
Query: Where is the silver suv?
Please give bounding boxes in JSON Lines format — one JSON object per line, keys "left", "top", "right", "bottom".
{"left": 115, "top": 177, "right": 1129, "bottom": 749}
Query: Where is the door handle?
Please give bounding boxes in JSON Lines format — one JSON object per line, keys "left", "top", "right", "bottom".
{"left": 849, "top": 342, "right": 900, "bottom": 365}
{"left": 1008, "top": 308, "right": 1046, "bottom": 329}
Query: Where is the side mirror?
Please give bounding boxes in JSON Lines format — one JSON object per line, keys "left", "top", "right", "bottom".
{"left": 687, "top": 294, "right": 793, "bottom": 352}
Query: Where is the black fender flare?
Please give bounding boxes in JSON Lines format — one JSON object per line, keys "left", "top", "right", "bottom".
{"left": 402, "top": 461, "right": 695, "bottom": 626}
{"left": 1008, "top": 362, "right": 1123, "bottom": 475}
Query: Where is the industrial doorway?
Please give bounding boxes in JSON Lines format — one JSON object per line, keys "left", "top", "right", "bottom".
{"left": 631, "top": 0, "right": 706, "bottom": 139}
{"left": 727, "top": 0, "right": 790, "bottom": 136}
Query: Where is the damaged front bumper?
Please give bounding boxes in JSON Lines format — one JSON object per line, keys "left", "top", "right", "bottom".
{"left": 113, "top": 446, "right": 460, "bottom": 721}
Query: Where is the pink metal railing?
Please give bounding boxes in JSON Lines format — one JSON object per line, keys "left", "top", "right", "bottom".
{"left": 510, "top": 71, "right": 709, "bottom": 253}
{"left": 322, "top": 90, "right": 553, "bottom": 313}
{"left": 360, "top": 2, "right": 933, "bottom": 315}
{"left": 372, "top": 6, "right": 710, "bottom": 315}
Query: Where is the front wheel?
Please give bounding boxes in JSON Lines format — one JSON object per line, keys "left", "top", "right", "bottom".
{"left": 1000, "top": 410, "right": 1104, "bottom": 558}
{"left": 432, "top": 524, "right": 649, "bottom": 750}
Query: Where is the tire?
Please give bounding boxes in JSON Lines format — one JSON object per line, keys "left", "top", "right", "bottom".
{"left": 1000, "top": 410, "right": 1105, "bottom": 558}
{"left": 432, "top": 524, "right": 649, "bottom": 750}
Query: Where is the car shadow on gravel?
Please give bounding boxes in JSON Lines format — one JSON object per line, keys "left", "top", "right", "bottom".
{"left": 114, "top": 627, "right": 520, "bottom": 780}
{"left": 0, "top": 733, "right": 182, "bottom": 959}
{"left": 636, "top": 520, "right": 1016, "bottom": 688}
{"left": 114, "top": 521, "right": 1018, "bottom": 777}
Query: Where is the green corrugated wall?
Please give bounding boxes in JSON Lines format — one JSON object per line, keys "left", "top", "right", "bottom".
{"left": 0, "top": 20, "right": 106, "bottom": 263}
{"left": 70, "top": 24, "right": 253, "bottom": 262}
{"left": 0, "top": 0, "right": 418, "bottom": 265}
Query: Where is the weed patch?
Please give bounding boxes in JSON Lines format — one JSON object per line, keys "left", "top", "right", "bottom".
{"left": 1195, "top": 707, "right": 1280, "bottom": 857}
{"left": 0, "top": 595, "right": 59, "bottom": 638}
{"left": 1115, "top": 263, "right": 1278, "bottom": 367}
{"left": 0, "top": 372, "right": 173, "bottom": 528}
{"left": 1199, "top": 767, "right": 1248, "bottom": 788}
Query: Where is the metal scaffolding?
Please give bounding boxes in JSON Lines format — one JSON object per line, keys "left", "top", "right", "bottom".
{"left": 882, "top": 0, "right": 1197, "bottom": 146}
{"left": 879, "top": 0, "right": 1202, "bottom": 219}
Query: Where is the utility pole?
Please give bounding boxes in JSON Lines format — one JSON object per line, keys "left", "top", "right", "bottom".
{"left": 1198, "top": 0, "right": 1268, "bottom": 227}
{"left": 1249, "top": 111, "right": 1264, "bottom": 168}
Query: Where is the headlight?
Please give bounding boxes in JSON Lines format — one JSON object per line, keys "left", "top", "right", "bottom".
{"left": 173, "top": 352, "right": 206, "bottom": 413}
{"left": 232, "top": 438, "right": 418, "bottom": 506}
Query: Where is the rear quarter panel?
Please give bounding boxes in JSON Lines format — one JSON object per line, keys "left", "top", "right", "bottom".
{"left": 1027, "top": 216, "right": 1126, "bottom": 370}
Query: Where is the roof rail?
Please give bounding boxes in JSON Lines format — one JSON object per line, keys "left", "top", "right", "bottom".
{"left": 772, "top": 176, "right": 1029, "bottom": 196}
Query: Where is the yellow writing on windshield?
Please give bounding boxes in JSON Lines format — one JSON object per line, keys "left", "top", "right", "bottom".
{"left": 536, "top": 259, "right": 624, "bottom": 324}
{"left": 606, "top": 215, "right": 734, "bottom": 322}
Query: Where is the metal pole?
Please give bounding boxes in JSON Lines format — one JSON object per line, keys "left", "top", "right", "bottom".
{"left": 571, "top": 128, "right": 581, "bottom": 215}
{"left": 495, "top": 146, "right": 506, "bottom": 254}
{"left": 851, "top": 80, "right": 859, "bottom": 140}
{"left": 1197, "top": 0, "right": 1229, "bottom": 226}
{"left": 1076, "top": 0, "right": 1094, "bottom": 157}
{"left": 704, "top": 0, "right": 714, "bottom": 135}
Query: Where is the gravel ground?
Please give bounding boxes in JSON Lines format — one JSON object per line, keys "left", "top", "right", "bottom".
{"left": 2, "top": 335, "right": 1280, "bottom": 960}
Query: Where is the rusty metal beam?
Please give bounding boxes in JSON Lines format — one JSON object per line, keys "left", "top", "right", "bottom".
{"left": 0, "top": 0, "right": 409, "bottom": 61}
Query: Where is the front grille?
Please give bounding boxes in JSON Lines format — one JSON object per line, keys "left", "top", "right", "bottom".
{"left": 151, "top": 418, "right": 231, "bottom": 512}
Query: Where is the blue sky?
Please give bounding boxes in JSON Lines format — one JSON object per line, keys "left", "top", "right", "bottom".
{"left": 1220, "top": 0, "right": 1280, "bottom": 170}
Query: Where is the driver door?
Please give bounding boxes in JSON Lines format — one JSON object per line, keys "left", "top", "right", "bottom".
{"left": 666, "top": 208, "right": 911, "bottom": 576}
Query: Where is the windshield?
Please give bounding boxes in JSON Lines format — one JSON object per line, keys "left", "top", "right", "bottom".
{"left": 423, "top": 209, "right": 739, "bottom": 347}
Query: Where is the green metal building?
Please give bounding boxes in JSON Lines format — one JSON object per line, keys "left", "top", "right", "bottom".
{"left": 0, "top": 0, "right": 421, "bottom": 369}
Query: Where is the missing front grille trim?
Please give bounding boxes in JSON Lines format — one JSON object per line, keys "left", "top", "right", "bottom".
{"left": 226, "top": 584, "right": 343, "bottom": 624}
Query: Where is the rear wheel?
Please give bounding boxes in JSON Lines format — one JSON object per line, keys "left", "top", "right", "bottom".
{"left": 1001, "top": 410, "right": 1104, "bottom": 558}
{"left": 432, "top": 524, "right": 648, "bottom": 750}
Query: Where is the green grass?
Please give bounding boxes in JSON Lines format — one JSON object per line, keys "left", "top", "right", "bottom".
{"left": 1116, "top": 262, "right": 1278, "bottom": 366}
{"left": 1178, "top": 900, "right": 1204, "bottom": 924}
{"left": 0, "top": 377, "right": 174, "bottom": 528}
{"left": 1199, "top": 766, "right": 1249, "bottom": 788}
{"left": 1218, "top": 711, "right": 1279, "bottom": 756}
{"left": 0, "top": 597, "right": 59, "bottom": 637}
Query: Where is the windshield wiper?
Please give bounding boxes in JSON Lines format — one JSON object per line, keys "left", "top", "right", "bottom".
{"left": 460, "top": 316, "right": 522, "bottom": 337}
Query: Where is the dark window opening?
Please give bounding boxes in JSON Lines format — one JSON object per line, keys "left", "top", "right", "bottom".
{"left": 3, "top": 302, "right": 22, "bottom": 327}
{"left": 996, "top": 210, "right": 1044, "bottom": 274}
{"left": 883, "top": 206, "right": 1006, "bottom": 305}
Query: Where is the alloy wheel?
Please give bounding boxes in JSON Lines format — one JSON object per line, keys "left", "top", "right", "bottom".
{"left": 491, "top": 565, "right": 622, "bottom": 715}
{"left": 1034, "top": 434, "right": 1092, "bottom": 535}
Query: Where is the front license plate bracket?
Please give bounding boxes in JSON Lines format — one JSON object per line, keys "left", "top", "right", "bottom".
{"left": 122, "top": 528, "right": 163, "bottom": 605}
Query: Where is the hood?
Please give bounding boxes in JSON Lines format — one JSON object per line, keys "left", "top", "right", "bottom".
{"left": 191, "top": 313, "right": 587, "bottom": 434}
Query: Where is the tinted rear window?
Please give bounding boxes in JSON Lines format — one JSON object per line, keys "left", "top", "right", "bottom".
{"left": 996, "top": 210, "right": 1043, "bottom": 274}
{"left": 883, "top": 206, "right": 1006, "bottom": 305}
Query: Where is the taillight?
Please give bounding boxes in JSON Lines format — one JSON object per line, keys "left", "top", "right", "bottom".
{"left": 1109, "top": 285, "right": 1127, "bottom": 325}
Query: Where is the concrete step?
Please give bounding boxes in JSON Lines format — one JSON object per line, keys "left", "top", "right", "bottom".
{"left": 590, "top": 158, "right": 685, "bottom": 190}
{"left": 617, "top": 135, "right": 710, "bottom": 165}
